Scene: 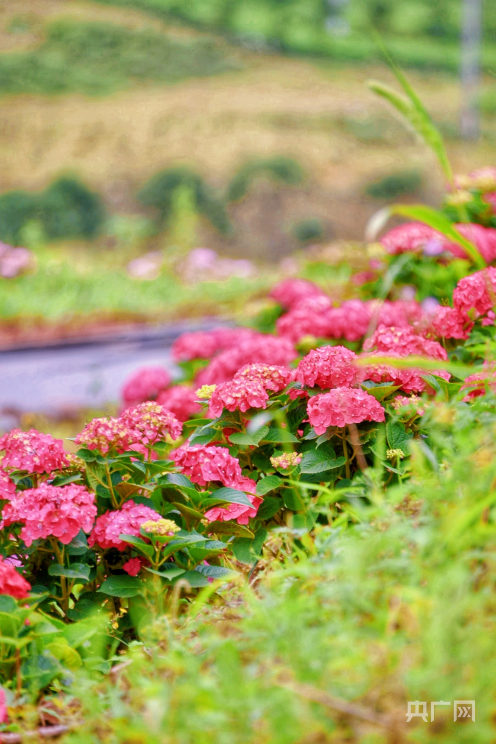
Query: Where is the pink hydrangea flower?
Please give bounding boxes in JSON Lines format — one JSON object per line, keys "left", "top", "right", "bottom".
{"left": 269, "top": 278, "right": 326, "bottom": 309}
{"left": 270, "top": 452, "right": 302, "bottom": 469}
{"left": 295, "top": 346, "right": 360, "bottom": 389}
{"left": 2, "top": 483, "right": 97, "bottom": 547}
{"left": 170, "top": 445, "right": 256, "bottom": 493}
{"left": 360, "top": 351, "right": 450, "bottom": 394}
{"left": 363, "top": 325, "right": 448, "bottom": 361}
{"left": 0, "top": 471, "right": 15, "bottom": 501}
{"left": 453, "top": 268, "right": 496, "bottom": 318}
{"left": 204, "top": 492, "right": 262, "bottom": 525}
{"left": 381, "top": 222, "right": 448, "bottom": 256}
{"left": 121, "top": 366, "right": 171, "bottom": 407}
{"left": 430, "top": 306, "right": 473, "bottom": 340}
{"left": 157, "top": 385, "right": 201, "bottom": 422}
{"left": 172, "top": 327, "right": 256, "bottom": 362}
{"left": 307, "top": 388, "right": 385, "bottom": 434}
{"left": 0, "top": 687, "right": 7, "bottom": 724}
{"left": 75, "top": 417, "right": 135, "bottom": 455}
{"left": 276, "top": 295, "right": 337, "bottom": 342}
{"left": 0, "top": 429, "right": 69, "bottom": 474}
{"left": 0, "top": 556, "right": 30, "bottom": 600}
{"left": 208, "top": 364, "right": 291, "bottom": 417}
{"left": 460, "top": 364, "right": 496, "bottom": 400}
{"left": 88, "top": 500, "right": 161, "bottom": 552}
{"left": 483, "top": 192, "right": 496, "bottom": 213}
{"left": 123, "top": 557, "right": 145, "bottom": 576}
{"left": 119, "top": 401, "right": 182, "bottom": 445}
{"left": 196, "top": 335, "right": 296, "bottom": 386}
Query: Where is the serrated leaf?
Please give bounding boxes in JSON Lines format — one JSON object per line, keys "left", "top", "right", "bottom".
{"left": 256, "top": 496, "right": 282, "bottom": 520}
{"left": 97, "top": 575, "right": 143, "bottom": 598}
{"left": 263, "top": 428, "right": 299, "bottom": 443}
{"left": 256, "top": 475, "right": 283, "bottom": 496}
{"left": 300, "top": 452, "right": 346, "bottom": 474}
{"left": 207, "top": 487, "right": 252, "bottom": 507}
{"left": 386, "top": 421, "right": 411, "bottom": 451}
{"left": 48, "top": 563, "right": 90, "bottom": 581}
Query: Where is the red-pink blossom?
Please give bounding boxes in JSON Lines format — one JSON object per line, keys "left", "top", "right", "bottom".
{"left": 119, "top": 401, "right": 182, "bottom": 445}
{"left": 2, "top": 483, "right": 96, "bottom": 547}
{"left": 295, "top": 346, "right": 360, "bottom": 389}
{"left": 363, "top": 325, "right": 448, "bottom": 361}
{"left": 75, "top": 417, "right": 135, "bottom": 455}
{"left": 276, "top": 295, "right": 336, "bottom": 342}
{"left": 269, "top": 278, "right": 326, "bottom": 309}
{"left": 453, "top": 268, "right": 496, "bottom": 318}
{"left": 88, "top": 500, "right": 161, "bottom": 552}
{"left": 204, "top": 492, "right": 262, "bottom": 525}
{"left": 0, "top": 429, "right": 69, "bottom": 474}
{"left": 196, "top": 335, "right": 296, "bottom": 385}
{"left": 483, "top": 192, "right": 496, "bottom": 213}
{"left": 157, "top": 385, "right": 201, "bottom": 422}
{"left": 170, "top": 445, "right": 256, "bottom": 492}
{"left": 123, "top": 557, "right": 145, "bottom": 576}
{"left": 460, "top": 364, "right": 496, "bottom": 400}
{"left": 381, "top": 222, "right": 448, "bottom": 256}
{"left": 172, "top": 327, "right": 256, "bottom": 362}
{"left": 455, "top": 223, "right": 496, "bottom": 264}
{"left": 360, "top": 351, "right": 450, "bottom": 394}
{"left": 0, "top": 471, "right": 15, "bottom": 501}
{"left": 0, "top": 556, "right": 30, "bottom": 600}
{"left": 307, "top": 388, "right": 385, "bottom": 434}
{"left": 235, "top": 363, "right": 292, "bottom": 391}
{"left": 0, "top": 687, "right": 7, "bottom": 724}
{"left": 121, "top": 366, "right": 171, "bottom": 407}
{"left": 430, "top": 306, "right": 473, "bottom": 340}
{"left": 208, "top": 364, "right": 292, "bottom": 417}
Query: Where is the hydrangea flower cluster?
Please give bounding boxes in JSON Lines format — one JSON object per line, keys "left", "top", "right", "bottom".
{"left": 121, "top": 366, "right": 171, "bottom": 408}
{"left": 270, "top": 452, "right": 302, "bottom": 470}
{"left": 208, "top": 364, "right": 291, "bottom": 417}
{"left": 122, "top": 557, "right": 145, "bottom": 577}
{"left": 460, "top": 364, "right": 496, "bottom": 400}
{"left": 204, "top": 492, "right": 262, "bottom": 526}
{"left": 363, "top": 326, "right": 448, "bottom": 361}
{"left": 0, "top": 429, "right": 69, "bottom": 474}
{"left": 75, "top": 417, "right": 136, "bottom": 455}
{"left": 196, "top": 335, "right": 297, "bottom": 386}
{"left": 307, "top": 388, "right": 385, "bottom": 434}
{"left": 453, "top": 267, "right": 496, "bottom": 318}
{"left": 430, "top": 305, "right": 473, "bottom": 340}
{"left": 380, "top": 221, "right": 496, "bottom": 263}
{"left": 120, "top": 401, "right": 182, "bottom": 446}
{"left": 361, "top": 351, "right": 449, "bottom": 394}
{"left": 1, "top": 483, "right": 97, "bottom": 547}
{"left": 0, "top": 471, "right": 15, "bottom": 501}
{"left": 0, "top": 556, "right": 31, "bottom": 599}
{"left": 88, "top": 500, "right": 162, "bottom": 551}
{"left": 392, "top": 395, "right": 425, "bottom": 417}
{"left": 295, "top": 346, "right": 360, "bottom": 389}
{"left": 156, "top": 384, "right": 201, "bottom": 421}
{"left": 172, "top": 327, "right": 256, "bottom": 362}
{"left": 170, "top": 444, "right": 256, "bottom": 494}
{"left": 141, "top": 518, "right": 180, "bottom": 536}
{"left": 269, "top": 278, "right": 326, "bottom": 309}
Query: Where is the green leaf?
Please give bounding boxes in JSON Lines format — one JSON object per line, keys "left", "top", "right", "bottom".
{"left": 172, "top": 570, "right": 209, "bottom": 588}
{"left": 171, "top": 503, "right": 205, "bottom": 521}
{"left": 386, "top": 421, "right": 411, "bottom": 451}
{"left": 360, "top": 383, "right": 401, "bottom": 401}
{"left": 263, "top": 428, "right": 299, "bottom": 443}
{"left": 66, "top": 531, "right": 89, "bottom": 556}
{"left": 145, "top": 566, "right": 185, "bottom": 581}
{"left": 48, "top": 563, "right": 91, "bottom": 581}
{"left": 232, "top": 528, "right": 267, "bottom": 564}
{"left": 256, "top": 475, "right": 283, "bottom": 496}
{"left": 50, "top": 473, "right": 83, "bottom": 487}
{"left": 75, "top": 448, "right": 96, "bottom": 462}
{"left": 97, "top": 576, "right": 143, "bottom": 598}
{"left": 207, "top": 487, "right": 252, "bottom": 507}
{"left": 118, "top": 535, "right": 155, "bottom": 559}
{"left": 195, "top": 564, "right": 239, "bottom": 580}
{"left": 300, "top": 452, "right": 346, "bottom": 474}
{"left": 256, "top": 496, "right": 282, "bottom": 520}
{"left": 189, "top": 427, "right": 217, "bottom": 446}
{"left": 206, "top": 521, "right": 254, "bottom": 538}
{"left": 229, "top": 426, "right": 269, "bottom": 447}
{"left": 0, "top": 596, "right": 17, "bottom": 613}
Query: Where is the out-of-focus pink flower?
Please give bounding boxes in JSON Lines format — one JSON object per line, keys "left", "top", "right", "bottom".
{"left": 172, "top": 327, "right": 256, "bottom": 362}
{"left": 0, "top": 471, "right": 15, "bottom": 501}
{"left": 119, "top": 401, "right": 182, "bottom": 446}
{"left": 170, "top": 445, "right": 256, "bottom": 493}
{"left": 0, "top": 556, "right": 30, "bottom": 600}
{"left": 464, "top": 167, "right": 496, "bottom": 192}
{"left": 307, "top": 388, "right": 385, "bottom": 434}
{"left": 381, "top": 223, "right": 448, "bottom": 256}
{"left": 360, "top": 351, "right": 450, "bottom": 394}
{"left": 0, "top": 429, "right": 69, "bottom": 474}
{"left": 363, "top": 325, "right": 448, "bottom": 361}
{"left": 196, "top": 335, "right": 296, "bottom": 386}
{"left": 269, "top": 278, "right": 326, "bottom": 309}
{"left": 121, "top": 366, "right": 171, "bottom": 407}
{"left": 295, "top": 346, "right": 360, "bottom": 389}
{"left": 208, "top": 364, "right": 291, "bottom": 417}
{"left": 461, "top": 364, "right": 496, "bottom": 400}
{"left": 0, "top": 687, "right": 8, "bottom": 724}
{"left": 455, "top": 223, "right": 496, "bottom": 264}
{"left": 123, "top": 557, "right": 145, "bottom": 576}
{"left": 352, "top": 270, "right": 378, "bottom": 286}
{"left": 89, "top": 500, "right": 161, "bottom": 552}
{"left": 276, "top": 295, "right": 336, "bottom": 343}
{"left": 1, "top": 483, "right": 96, "bottom": 547}
{"left": 430, "top": 306, "right": 473, "bottom": 340}
{"left": 453, "top": 267, "right": 496, "bottom": 318}
{"left": 157, "top": 385, "right": 201, "bottom": 422}
{"left": 483, "top": 192, "right": 496, "bottom": 213}
{"left": 204, "top": 492, "right": 262, "bottom": 525}
{"left": 392, "top": 395, "right": 425, "bottom": 417}
{"left": 75, "top": 417, "right": 135, "bottom": 455}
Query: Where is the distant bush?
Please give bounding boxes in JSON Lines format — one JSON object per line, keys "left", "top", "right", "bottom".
{"left": 138, "top": 166, "right": 231, "bottom": 234}
{"left": 0, "top": 20, "right": 233, "bottom": 96}
{"left": 290, "top": 217, "right": 325, "bottom": 244}
{"left": 227, "top": 156, "right": 305, "bottom": 203}
{"left": 0, "top": 177, "right": 105, "bottom": 245}
{"left": 365, "top": 168, "right": 423, "bottom": 200}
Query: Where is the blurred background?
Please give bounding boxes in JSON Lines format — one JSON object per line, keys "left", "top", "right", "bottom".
{"left": 0, "top": 0, "right": 494, "bottom": 420}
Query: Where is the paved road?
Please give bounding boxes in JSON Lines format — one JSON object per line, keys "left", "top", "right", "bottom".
{"left": 0, "top": 322, "right": 220, "bottom": 414}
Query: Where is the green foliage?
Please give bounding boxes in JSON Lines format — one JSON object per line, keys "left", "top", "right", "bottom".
{"left": 365, "top": 168, "right": 422, "bottom": 199}
{"left": 137, "top": 166, "right": 231, "bottom": 234}
{"left": 0, "top": 177, "right": 105, "bottom": 245}
{"left": 226, "top": 156, "right": 305, "bottom": 203}
{"left": 0, "top": 19, "right": 232, "bottom": 96}
{"left": 290, "top": 217, "right": 325, "bottom": 244}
